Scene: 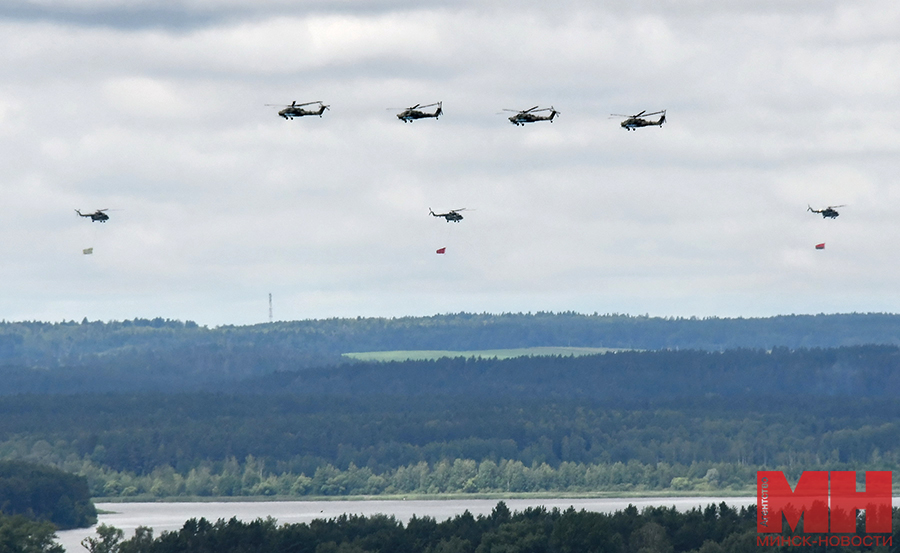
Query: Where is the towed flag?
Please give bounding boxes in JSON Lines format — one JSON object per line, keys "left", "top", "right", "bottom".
{"left": 815, "top": 243, "right": 825, "bottom": 250}
{"left": 436, "top": 247, "right": 446, "bottom": 254}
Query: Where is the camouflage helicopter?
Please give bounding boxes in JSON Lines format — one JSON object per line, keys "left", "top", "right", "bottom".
{"left": 611, "top": 109, "right": 666, "bottom": 130}
{"left": 396, "top": 102, "right": 442, "bottom": 123}
{"left": 75, "top": 209, "right": 110, "bottom": 222}
{"left": 808, "top": 204, "right": 845, "bottom": 219}
{"left": 429, "top": 208, "right": 466, "bottom": 222}
{"left": 266, "top": 100, "right": 329, "bottom": 120}
{"left": 504, "top": 106, "right": 559, "bottom": 126}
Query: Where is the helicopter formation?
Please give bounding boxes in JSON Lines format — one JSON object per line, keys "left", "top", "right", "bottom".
{"left": 265, "top": 100, "right": 674, "bottom": 132}
{"left": 75, "top": 98, "right": 846, "bottom": 256}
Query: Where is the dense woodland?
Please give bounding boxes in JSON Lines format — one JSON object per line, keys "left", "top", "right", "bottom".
{"left": 1, "top": 376, "right": 898, "bottom": 496}
{"left": 79, "top": 502, "right": 900, "bottom": 553}
{"left": 2, "top": 312, "right": 900, "bottom": 501}
{"left": 0, "top": 461, "right": 96, "bottom": 529}
{"left": 0, "top": 513, "right": 63, "bottom": 553}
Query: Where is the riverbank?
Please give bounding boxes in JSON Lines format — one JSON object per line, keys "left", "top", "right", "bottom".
{"left": 58, "top": 496, "right": 759, "bottom": 552}
{"left": 92, "top": 489, "right": 756, "bottom": 503}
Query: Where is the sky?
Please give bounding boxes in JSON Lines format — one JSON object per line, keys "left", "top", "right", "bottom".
{"left": 2, "top": 1, "right": 900, "bottom": 326}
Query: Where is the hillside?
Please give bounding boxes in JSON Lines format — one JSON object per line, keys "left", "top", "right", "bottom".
{"left": 2, "top": 312, "right": 900, "bottom": 393}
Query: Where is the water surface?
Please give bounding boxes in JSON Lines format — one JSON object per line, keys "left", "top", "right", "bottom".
{"left": 56, "top": 496, "right": 756, "bottom": 552}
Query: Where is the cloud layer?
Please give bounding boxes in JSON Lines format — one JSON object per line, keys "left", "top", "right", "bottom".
{"left": 2, "top": 1, "right": 900, "bottom": 324}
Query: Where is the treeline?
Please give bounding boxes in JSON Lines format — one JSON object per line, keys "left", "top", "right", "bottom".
{"left": 229, "top": 346, "right": 900, "bottom": 399}
{"left": 3, "top": 313, "right": 900, "bottom": 393}
{"left": 0, "top": 460, "right": 96, "bottom": 529}
{"left": 80, "top": 502, "right": 900, "bottom": 553}
{"left": 46, "top": 457, "right": 898, "bottom": 500}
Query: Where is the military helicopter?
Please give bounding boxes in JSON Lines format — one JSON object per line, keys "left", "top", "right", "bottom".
{"left": 76, "top": 209, "right": 110, "bottom": 222}
{"left": 396, "top": 102, "right": 442, "bottom": 122}
{"left": 611, "top": 110, "right": 666, "bottom": 130}
{"left": 266, "top": 100, "right": 329, "bottom": 120}
{"left": 808, "top": 204, "right": 845, "bottom": 219}
{"left": 504, "top": 106, "right": 559, "bottom": 126}
{"left": 429, "top": 208, "right": 466, "bottom": 222}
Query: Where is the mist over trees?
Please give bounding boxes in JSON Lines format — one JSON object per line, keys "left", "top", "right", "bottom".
{"left": 1, "top": 312, "right": 899, "bottom": 500}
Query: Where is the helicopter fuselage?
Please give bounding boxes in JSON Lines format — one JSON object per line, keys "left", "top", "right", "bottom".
{"left": 398, "top": 105, "right": 442, "bottom": 123}
{"left": 430, "top": 208, "right": 463, "bottom": 222}
{"left": 808, "top": 205, "right": 841, "bottom": 219}
{"left": 279, "top": 105, "right": 328, "bottom": 120}
{"left": 76, "top": 209, "right": 109, "bottom": 222}
{"left": 621, "top": 116, "right": 665, "bottom": 130}
{"left": 509, "top": 110, "right": 558, "bottom": 126}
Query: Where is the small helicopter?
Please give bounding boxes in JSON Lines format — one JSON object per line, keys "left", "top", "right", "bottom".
{"left": 429, "top": 208, "right": 466, "bottom": 222}
{"left": 504, "top": 106, "right": 559, "bottom": 126}
{"left": 396, "top": 102, "right": 442, "bottom": 122}
{"left": 611, "top": 109, "right": 666, "bottom": 130}
{"left": 76, "top": 209, "right": 110, "bottom": 222}
{"left": 266, "top": 100, "right": 329, "bottom": 120}
{"left": 808, "top": 205, "right": 845, "bottom": 219}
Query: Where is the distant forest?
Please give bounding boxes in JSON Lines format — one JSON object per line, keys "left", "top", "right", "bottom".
{"left": 2, "top": 312, "right": 900, "bottom": 393}
{"left": 2, "top": 312, "right": 899, "bottom": 498}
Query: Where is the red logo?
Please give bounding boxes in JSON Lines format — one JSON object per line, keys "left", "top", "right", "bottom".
{"left": 757, "top": 471, "right": 892, "bottom": 533}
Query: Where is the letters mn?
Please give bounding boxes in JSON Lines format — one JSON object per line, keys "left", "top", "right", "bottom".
{"left": 757, "top": 471, "right": 892, "bottom": 533}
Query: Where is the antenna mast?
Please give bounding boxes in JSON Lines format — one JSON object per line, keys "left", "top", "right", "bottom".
{"left": 268, "top": 293, "right": 273, "bottom": 323}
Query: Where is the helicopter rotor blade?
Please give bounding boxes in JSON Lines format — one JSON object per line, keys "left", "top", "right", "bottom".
{"left": 828, "top": 205, "right": 847, "bottom": 208}
{"left": 524, "top": 105, "right": 540, "bottom": 113}
{"left": 294, "top": 101, "right": 322, "bottom": 107}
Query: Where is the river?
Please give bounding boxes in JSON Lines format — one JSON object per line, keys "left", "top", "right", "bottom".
{"left": 55, "top": 496, "right": 755, "bottom": 552}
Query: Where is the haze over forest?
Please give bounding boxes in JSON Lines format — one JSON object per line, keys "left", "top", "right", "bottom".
{"left": 1, "top": 311, "right": 898, "bottom": 501}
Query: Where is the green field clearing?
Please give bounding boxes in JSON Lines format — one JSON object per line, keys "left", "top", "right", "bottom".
{"left": 343, "top": 346, "right": 622, "bottom": 362}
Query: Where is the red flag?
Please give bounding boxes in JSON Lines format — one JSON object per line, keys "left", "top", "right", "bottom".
{"left": 436, "top": 247, "right": 446, "bottom": 254}
{"left": 815, "top": 243, "right": 825, "bottom": 250}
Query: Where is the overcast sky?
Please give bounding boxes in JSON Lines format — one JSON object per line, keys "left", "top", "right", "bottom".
{"left": 2, "top": 1, "right": 899, "bottom": 326}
